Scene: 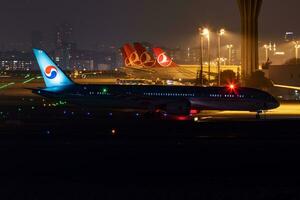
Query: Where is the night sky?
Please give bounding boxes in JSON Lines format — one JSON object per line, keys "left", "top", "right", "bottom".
{"left": 0, "top": 0, "right": 298, "bottom": 49}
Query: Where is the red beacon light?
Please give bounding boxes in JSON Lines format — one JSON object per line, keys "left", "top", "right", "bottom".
{"left": 229, "top": 84, "right": 235, "bottom": 90}
{"left": 226, "top": 83, "right": 238, "bottom": 94}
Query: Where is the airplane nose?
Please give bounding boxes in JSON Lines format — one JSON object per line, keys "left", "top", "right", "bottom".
{"left": 268, "top": 97, "right": 280, "bottom": 109}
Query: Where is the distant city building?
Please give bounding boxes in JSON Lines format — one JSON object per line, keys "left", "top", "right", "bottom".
{"left": 0, "top": 21, "right": 119, "bottom": 72}
{"left": 164, "top": 47, "right": 200, "bottom": 65}
{"left": 54, "top": 23, "right": 75, "bottom": 70}
{"left": 0, "top": 51, "right": 34, "bottom": 71}
{"left": 55, "top": 23, "right": 73, "bottom": 49}
{"left": 64, "top": 49, "right": 117, "bottom": 71}
{"left": 285, "top": 32, "right": 295, "bottom": 42}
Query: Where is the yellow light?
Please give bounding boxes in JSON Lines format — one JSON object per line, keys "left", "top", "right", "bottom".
{"left": 227, "top": 44, "right": 233, "bottom": 49}
{"left": 295, "top": 42, "right": 300, "bottom": 49}
{"left": 219, "top": 28, "right": 225, "bottom": 36}
{"left": 202, "top": 28, "right": 210, "bottom": 38}
{"left": 263, "top": 44, "right": 272, "bottom": 50}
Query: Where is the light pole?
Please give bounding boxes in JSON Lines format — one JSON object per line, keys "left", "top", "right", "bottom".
{"left": 202, "top": 28, "right": 210, "bottom": 83}
{"left": 263, "top": 43, "right": 272, "bottom": 62}
{"left": 294, "top": 41, "right": 300, "bottom": 64}
{"left": 217, "top": 29, "right": 225, "bottom": 86}
{"left": 226, "top": 44, "right": 233, "bottom": 65}
{"left": 198, "top": 28, "right": 204, "bottom": 85}
{"left": 263, "top": 44, "right": 269, "bottom": 62}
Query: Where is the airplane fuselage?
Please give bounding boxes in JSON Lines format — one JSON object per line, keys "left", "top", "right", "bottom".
{"left": 33, "top": 84, "right": 280, "bottom": 115}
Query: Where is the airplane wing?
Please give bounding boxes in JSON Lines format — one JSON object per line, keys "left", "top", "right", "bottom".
{"left": 273, "top": 84, "right": 300, "bottom": 90}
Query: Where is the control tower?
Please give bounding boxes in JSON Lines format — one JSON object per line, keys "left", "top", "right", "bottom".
{"left": 237, "top": 0, "right": 263, "bottom": 80}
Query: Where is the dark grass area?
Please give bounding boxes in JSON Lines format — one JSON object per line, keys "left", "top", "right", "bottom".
{"left": 1, "top": 101, "right": 300, "bottom": 199}
{"left": 1, "top": 117, "right": 300, "bottom": 199}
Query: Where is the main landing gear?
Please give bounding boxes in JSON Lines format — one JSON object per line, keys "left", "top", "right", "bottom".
{"left": 255, "top": 110, "right": 266, "bottom": 120}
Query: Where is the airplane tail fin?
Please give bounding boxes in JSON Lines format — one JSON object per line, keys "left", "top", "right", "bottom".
{"left": 120, "top": 47, "right": 131, "bottom": 67}
{"left": 133, "top": 42, "right": 147, "bottom": 57}
{"left": 133, "top": 43, "right": 157, "bottom": 67}
{"left": 33, "top": 49, "right": 74, "bottom": 88}
{"left": 122, "top": 43, "right": 141, "bottom": 66}
{"left": 152, "top": 47, "right": 177, "bottom": 67}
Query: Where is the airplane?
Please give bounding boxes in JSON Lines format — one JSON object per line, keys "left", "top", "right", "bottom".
{"left": 120, "top": 47, "right": 131, "bottom": 67}
{"left": 32, "top": 48, "right": 280, "bottom": 119}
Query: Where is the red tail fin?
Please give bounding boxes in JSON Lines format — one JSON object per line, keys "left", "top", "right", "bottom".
{"left": 120, "top": 47, "right": 131, "bottom": 67}
{"left": 123, "top": 43, "right": 141, "bottom": 66}
{"left": 152, "top": 47, "right": 177, "bottom": 67}
{"left": 133, "top": 43, "right": 158, "bottom": 67}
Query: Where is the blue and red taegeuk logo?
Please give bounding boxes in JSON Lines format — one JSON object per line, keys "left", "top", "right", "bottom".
{"left": 44, "top": 66, "right": 58, "bottom": 79}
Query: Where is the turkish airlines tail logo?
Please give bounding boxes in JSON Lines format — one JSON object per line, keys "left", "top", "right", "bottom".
{"left": 134, "top": 43, "right": 157, "bottom": 67}
{"left": 152, "top": 47, "right": 177, "bottom": 67}
{"left": 120, "top": 48, "right": 131, "bottom": 67}
{"left": 122, "top": 43, "right": 141, "bottom": 66}
{"left": 121, "top": 43, "right": 177, "bottom": 68}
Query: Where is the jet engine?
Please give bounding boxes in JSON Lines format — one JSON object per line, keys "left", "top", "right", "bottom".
{"left": 165, "top": 100, "right": 191, "bottom": 115}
